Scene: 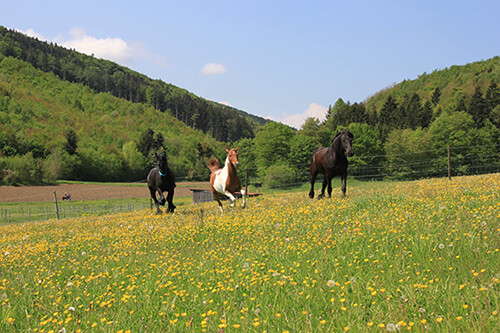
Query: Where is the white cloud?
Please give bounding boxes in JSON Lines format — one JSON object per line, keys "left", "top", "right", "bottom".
{"left": 201, "top": 63, "right": 226, "bottom": 75}
{"left": 218, "top": 101, "right": 232, "bottom": 107}
{"left": 21, "top": 28, "right": 166, "bottom": 68}
{"left": 58, "top": 28, "right": 133, "bottom": 64}
{"left": 280, "top": 103, "right": 328, "bottom": 129}
{"left": 23, "top": 29, "right": 47, "bottom": 41}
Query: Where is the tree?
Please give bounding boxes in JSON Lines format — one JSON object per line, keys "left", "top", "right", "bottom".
{"left": 64, "top": 129, "right": 78, "bottom": 155}
{"left": 288, "top": 134, "right": 319, "bottom": 179}
{"left": 122, "top": 141, "right": 148, "bottom": 181}
{"left": 485, "top": 80, "right": 500, "bottom": 112}
{"left": 137, "top": 128, "right": 155, "bottom": 157}
{"left": 384, "top": 128, "right": 434, "bottom": 179}
{"left": 347, "top": 123, "right": 384, "bottom": 170}
{"left": 468, "top": 86, "right": 488, "bottom": 127}
{"left": 431, "top": 87, "right": 441, "bottom": 105}
{"left": 253, "top": 122, "right": 294, "bottom": 171}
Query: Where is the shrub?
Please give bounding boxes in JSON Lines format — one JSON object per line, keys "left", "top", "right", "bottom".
{"left": 262, "top": 164, "right": 296, "bottom": 189}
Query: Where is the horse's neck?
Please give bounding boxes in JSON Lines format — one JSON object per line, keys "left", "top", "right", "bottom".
{"left": 224, "top": 157, "right": 236, "bottom": 175}
{"left": 331, "top": 136, "right": 342, "bottom": 153}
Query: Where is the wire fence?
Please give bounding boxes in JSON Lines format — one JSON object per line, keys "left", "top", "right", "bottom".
{"left": 0, "top": 200, "right": 151, "bottom": 224}
{"left": 2, "top": 144, "right": 498, "bottom": 223}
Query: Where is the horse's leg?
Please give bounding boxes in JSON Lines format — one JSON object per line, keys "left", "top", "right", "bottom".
{"left": 309, "top": 166, "right": 318, "bottom": 199}
{"left": 213, "top": 192, "right": 224, "bottom": 214}
{"left": 225, "top": 191, "right": 237, "bottom": 208}
{"left": 319, "top": 173, "right": 328, "bottom": 199}
{"left": 341, "top": 174, "right": 347, "bottom": 197}
{"left": 166, "top": 189, "right": 176, "bottom": 213}
{"left": 240, "top": 188, "right": 246, "bottom": 208}
{"left": 327, "top": 175, "right": 333, "bottom": 198}
{"left": 157, "top": 189, "right": 166, "bottom": 206}
{"left": 149, "top": 187, "right": 162, "bottom": 214}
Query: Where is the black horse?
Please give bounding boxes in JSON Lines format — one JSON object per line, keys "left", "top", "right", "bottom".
{"left": 147, "top": 152, "right": 176, "bottom": 214}
{"left": 309, "top": 128, "right": 354, "bottom": 199}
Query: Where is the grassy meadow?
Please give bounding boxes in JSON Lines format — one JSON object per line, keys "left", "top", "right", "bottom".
{"left": 0, "top": 174, "right": 499, "bottom": 332}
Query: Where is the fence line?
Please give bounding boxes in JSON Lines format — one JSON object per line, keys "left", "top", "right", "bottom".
{"left": 2, "top": 144, "right": 498, "bottom": 223}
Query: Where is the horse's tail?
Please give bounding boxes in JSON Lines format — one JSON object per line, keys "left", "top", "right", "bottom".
{"left": 207, "top": 157, "right": 220, "bottom": 172}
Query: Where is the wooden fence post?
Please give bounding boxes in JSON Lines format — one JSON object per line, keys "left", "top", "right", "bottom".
{"left": 53, "top": 191, "right": 60, "bottom": 220}
{"left": 448, "top": 144, "right": 451, "bottom": 180}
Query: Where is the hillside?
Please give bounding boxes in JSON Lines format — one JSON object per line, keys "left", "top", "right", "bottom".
{"left": 0, "top": 26, "right": 269, "bottom": 142}
{"left": 364, "top": 56, "right": 500, "bottom": 114}
{"left": 0, "top": 55, "right": 225, "bottom": 181}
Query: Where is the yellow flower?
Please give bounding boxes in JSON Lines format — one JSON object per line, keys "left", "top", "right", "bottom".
{"left": 7, "top": 318, "right": 14, "bottom": 324}
{"left": 320, "top": 320, "right": 327, "bottom": 325}
{"left": 456, "top": 316, "right": 463, "bottom": 320}
{"left": 436, "top": 317, "right": 443, "bottom": 323}
{"left": 367, "top": 322, "right": 374, "bottom": 327}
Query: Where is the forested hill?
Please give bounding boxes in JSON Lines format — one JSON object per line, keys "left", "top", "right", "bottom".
{"left": 364, "top": 57, "right": 500, "bottom": 115}
{"left": 0, "top": 26, "right": 268, "bottom": 142}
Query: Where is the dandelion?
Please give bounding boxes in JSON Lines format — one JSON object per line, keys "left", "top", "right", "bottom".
{"left": 438, "top": 244, "right": 445, "bottom": 249}
{"left": 436, "top": 317, "right": 443, "bottom": 323}
{"left": 386, "top": 323, "right": 397, "bottom": 332}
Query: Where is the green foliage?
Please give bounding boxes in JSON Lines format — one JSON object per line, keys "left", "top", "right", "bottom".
{"left": 262, "top": 164, "right": 297, "bottom": 188}
{"left": 384, "top": 128, "right": 434, "bottom": 179}
{"left": 122, "top": 142, "right": 148, "bottom": 181}
{"left": 0, "top": 26, "right": 267, "bottom": 142}
{"left": 0, "top": 56, "right": 225, "bottom": 183}
{"left": 0, "top": 152, "right": 44, "bottom": 185}
{"left": 347, "top": 123, "right": 384, "bottom": 169}
{"left": 254, "top": 122, "right": 294, "bottom": 171}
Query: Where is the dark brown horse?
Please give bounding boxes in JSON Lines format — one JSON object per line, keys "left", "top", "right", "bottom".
{"left": 147, "top": 152, "right": 176, "bottom": 214}
{"left": 208, "top": 148, "right": 246, "bottom": 213}
{"left": 309, "top": 128, "right": 354, "bottom": 199}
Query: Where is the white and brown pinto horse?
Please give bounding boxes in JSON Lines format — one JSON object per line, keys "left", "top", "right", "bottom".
{"left": 208, "top": 148, "right": 246, "bottom": 213}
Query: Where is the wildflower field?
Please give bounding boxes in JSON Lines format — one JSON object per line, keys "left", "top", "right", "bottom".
{"left": 1, "top": 174, "right": 499, "bottom": 332}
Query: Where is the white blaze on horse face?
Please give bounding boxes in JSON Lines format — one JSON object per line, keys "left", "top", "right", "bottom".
{"left": 212, "top": 157, "right": 230, "bottom": 194}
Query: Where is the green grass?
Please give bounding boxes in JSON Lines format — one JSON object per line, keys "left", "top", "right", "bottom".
{"left": 0, "top": 174, "right": 498, "bottom": 332}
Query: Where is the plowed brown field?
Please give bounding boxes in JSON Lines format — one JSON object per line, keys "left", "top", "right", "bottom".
{"left": 0, "top": 182, "right": 210, "bottom": 203}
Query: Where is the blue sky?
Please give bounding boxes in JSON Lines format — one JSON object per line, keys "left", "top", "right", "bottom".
{"left": 2, "top": 0, "right": 499, "bottom": 128}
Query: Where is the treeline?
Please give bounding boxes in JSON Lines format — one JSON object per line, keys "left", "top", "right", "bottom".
{"left": 0, "top": 26, "right": 263, "bottom": 142}
{"left": 0, "top": 55, "right": 226, "bottom": 184}
{"left": 233, "top": 74, "right": 499, "bottom": 187}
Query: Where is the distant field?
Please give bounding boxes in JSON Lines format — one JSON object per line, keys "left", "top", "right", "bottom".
{"left": 0, "top": 181, "right": 211, "bottom": 203}
{"left": 0, "top": 173, "right": 498, "bottom": 332}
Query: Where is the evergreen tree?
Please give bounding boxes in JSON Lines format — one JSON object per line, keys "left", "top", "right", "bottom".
{"left": 379, "top": 95, "right": 398, "bottom": 128}
{"left": 137, "top": 128, "right": 155, "bottom": 157}
{"left": 64, "top": 129, "right": 78, "bottom": 155}
{"left": 431, "top": 87, "right": 441, "bottom": 105}
{"left": 485, "top": 80, "right": 500, "bottom": 111}
{"left": 468, "top": 86, "right": 488, "bottom": 127}
{"left": 421, "top": 101, "right": 433, "bottom": 128}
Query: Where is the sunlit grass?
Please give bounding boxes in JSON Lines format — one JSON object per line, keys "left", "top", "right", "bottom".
{"left": 1, "top": 174, "right": 498, "bottom": 332}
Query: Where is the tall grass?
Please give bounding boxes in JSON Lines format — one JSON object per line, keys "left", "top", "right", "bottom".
{"left": 0, "top": 174, "right": 498, "bottom": 332}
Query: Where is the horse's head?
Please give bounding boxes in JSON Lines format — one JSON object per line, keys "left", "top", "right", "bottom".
{"left": 155, "top": 152, "right": 169, "bottom": 174}
{"left": 340, "top": 129, "right": 354, "bottom": 157}
{"left": 226, "top": 148, "right": 239, "bottom": 167}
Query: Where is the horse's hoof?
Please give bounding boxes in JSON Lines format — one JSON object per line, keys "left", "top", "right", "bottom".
{"left": 155, "top": 210, "right": 163, "bottom": 215}
{"left": 309, "top": 193, "right": 314, "bottom": 199}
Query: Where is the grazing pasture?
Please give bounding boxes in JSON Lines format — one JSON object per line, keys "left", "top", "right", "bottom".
{"left": 0, "top": 174, "right": 498, "bottom": 332}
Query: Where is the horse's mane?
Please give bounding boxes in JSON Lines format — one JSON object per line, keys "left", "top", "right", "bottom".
{"left": 207, "top": 157, "right": 220, "bottom": 172}
{"left": 331, "top": 131, "right": 341, "bottom": 145}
